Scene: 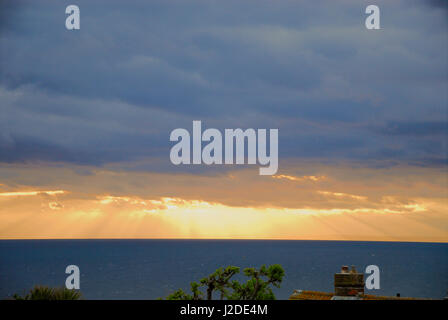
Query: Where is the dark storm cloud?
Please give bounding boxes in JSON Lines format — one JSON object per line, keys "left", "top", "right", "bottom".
{"left": 0, "top": 0, "right": 446, "bottom": 170}
{"left": 376, "top": 121, "right": 448, "bottom": 137}
{"left": 426, "top": 0, "right": 448, "bottom": 10}
{"left": 0, "top": 135, "right": 75, "bottom": 163}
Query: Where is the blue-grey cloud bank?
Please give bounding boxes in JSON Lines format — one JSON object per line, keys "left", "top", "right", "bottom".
{"left": 0, "top": 0, "right": 447, "bottom": 170}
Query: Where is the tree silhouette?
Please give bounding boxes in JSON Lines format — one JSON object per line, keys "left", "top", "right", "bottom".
{"left": 166, "top": 264, "right": 284, "bottom": 300}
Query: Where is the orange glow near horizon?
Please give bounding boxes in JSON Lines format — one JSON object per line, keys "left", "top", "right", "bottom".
{"left": 0, "top": 190, "right": 66, "bottom": 197}
{"left": 0, "top": 163, "right": 447, "bottom": 242}
{"left": 272, "top": 174, "right": 326, "bottom": 182}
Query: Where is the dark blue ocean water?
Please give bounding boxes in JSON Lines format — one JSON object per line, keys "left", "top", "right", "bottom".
{"left": 0, "top": 240, "right": 446, "bottom": 299}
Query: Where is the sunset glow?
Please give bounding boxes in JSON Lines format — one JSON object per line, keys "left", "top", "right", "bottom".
{"left": 0, "top": 163, "right": 446, "bottom": 242}
{"left": 0, "top": 0, "right": 446, "bottom": 245}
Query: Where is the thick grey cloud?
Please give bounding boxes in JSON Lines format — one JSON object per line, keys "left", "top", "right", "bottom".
{"left": 376, "top": 121, "right": 447, "bottom": 137}
{"left": 0, "top": 0, "right": 446, "bottom": 170}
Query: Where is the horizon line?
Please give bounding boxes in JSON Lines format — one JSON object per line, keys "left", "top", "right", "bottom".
{"left": 0, "top": 237, "right": 446, "bottom": 244}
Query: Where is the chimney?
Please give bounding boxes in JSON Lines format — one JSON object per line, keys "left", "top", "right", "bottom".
{"left": 334, "top": 265, "right": 364, "bottom": 296}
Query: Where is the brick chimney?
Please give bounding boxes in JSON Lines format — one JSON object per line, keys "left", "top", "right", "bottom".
{"left": 334, "top": 265, "right": 364, "bottom": 296}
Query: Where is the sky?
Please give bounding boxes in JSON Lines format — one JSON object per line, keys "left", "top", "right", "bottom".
{"left": 0, "top": 0, "right": 447, "bottom": 241}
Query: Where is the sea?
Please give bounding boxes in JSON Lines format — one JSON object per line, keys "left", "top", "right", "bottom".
{"left": 0, "top": 240, "right": 446, "bottom": 300}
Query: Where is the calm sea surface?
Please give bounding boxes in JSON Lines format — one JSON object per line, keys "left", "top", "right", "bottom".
{"left": 0, "top": 240, "right": 446, "bottom": 299}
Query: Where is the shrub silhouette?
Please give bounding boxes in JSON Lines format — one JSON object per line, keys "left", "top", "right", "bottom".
{"left": 13, "top": 286, "right": 82, "bottom": 300}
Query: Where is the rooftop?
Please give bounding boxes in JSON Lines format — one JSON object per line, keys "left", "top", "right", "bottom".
{"left": 289, "top": 290, "right": 420, "bottom": 300}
